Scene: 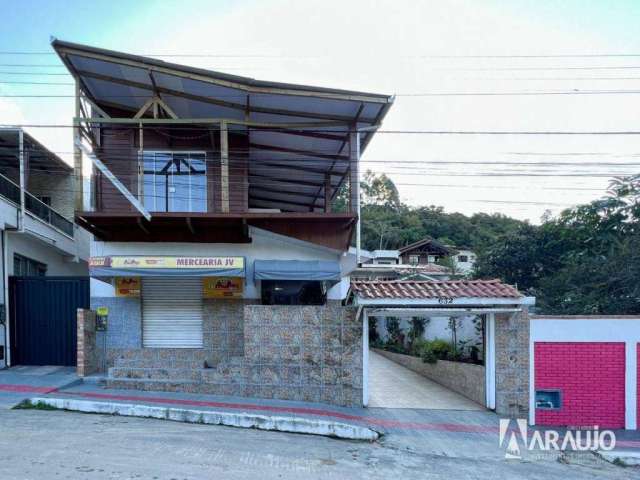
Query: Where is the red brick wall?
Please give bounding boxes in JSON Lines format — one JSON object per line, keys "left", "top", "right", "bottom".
{"left": 535, "top": 342, "right": 625, "bottom": 429}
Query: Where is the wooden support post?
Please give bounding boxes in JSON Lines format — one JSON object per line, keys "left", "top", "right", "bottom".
{"left": 220, "top": 121, "right": 230, "bottom": 213}
{"left": 349, "top": 129, "right": 361, "bottom": 263}
{"left": 138, "top": 122, "right": 144, "bottom": 205}
{"left": 73, "top": 80, "right": 83, "bottom": 212}
{"left": 324, "top": 173, "right": 332, "bottom": 213}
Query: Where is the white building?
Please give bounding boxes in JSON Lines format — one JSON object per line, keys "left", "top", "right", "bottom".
{"left": 0, "top": 128, "right": 90, "bottom": 368}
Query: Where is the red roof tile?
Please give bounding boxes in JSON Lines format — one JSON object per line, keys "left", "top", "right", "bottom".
{"left": 350, "top": 279, "right": 521, "bottom": 300}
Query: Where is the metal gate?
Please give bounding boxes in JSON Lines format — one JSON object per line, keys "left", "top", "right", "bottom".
{"left": 142, "top": 277, "right": 203, "bottom": 348}
{"left": 9, "top": 276, "right": 89, "bottom": 366}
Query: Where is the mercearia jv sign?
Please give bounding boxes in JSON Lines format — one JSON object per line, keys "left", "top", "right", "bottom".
{"left": 90, "top": 256, "right": 244, "bottom": 269}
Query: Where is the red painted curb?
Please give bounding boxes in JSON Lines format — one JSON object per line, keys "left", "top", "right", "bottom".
{"left": 0, "top": 384, "right": 58, "bottom": 394}
{"left": 54, "top": 390, "right": 497, "bottom": 433}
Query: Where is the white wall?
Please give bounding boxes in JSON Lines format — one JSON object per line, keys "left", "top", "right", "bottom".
{"left": 373, "top": 314, "right": 483, "bottom": 347}
{"left": 91, "top": 227, "right": 349, "bottom": 300}
{"left": 6, "top": 232, "right": 88, "bottom": 276}
{"left": 530, "top": 316, "right": 640, "bottom": 430}
{"left": 453, "top": 249, "right": 476, "bottom": 274}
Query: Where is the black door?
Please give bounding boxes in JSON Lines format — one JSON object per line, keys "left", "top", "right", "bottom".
{"left": 9, "top": 276, "right": 89, "bottom": 366}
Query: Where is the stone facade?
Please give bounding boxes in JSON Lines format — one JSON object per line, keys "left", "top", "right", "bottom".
{"left": 84, "top": 298, "right": 363, "bottom": 407}
{"left": 373, "top": 348, "right": 486, "bottom": 406}
{"left": 495, "top": 309, "right": 529, "bottom": 417}
{"left": 243, "top": 304, "right": 362, "bottom": 407}
{"left": 77, "top": 309, "right": 98, "bottom": 377}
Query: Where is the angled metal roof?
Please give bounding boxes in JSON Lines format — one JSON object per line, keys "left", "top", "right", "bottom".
{"left": 51, "top": 40, "right": 394, "bottom": 213}
{"left": 0, "top": 127, "right": 72, "bottom": 173}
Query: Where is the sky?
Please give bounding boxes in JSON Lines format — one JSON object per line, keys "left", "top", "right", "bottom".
{"left": 1, "top": 0, "right": 640, "bottom": 222}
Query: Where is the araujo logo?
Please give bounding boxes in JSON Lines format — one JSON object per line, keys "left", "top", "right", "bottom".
{"left": 499, "top": 419, "right": 616, "bottom": 459}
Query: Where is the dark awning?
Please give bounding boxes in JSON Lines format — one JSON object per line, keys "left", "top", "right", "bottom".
{"left": 254, "top": 260, "right": 341, "bottom": 282}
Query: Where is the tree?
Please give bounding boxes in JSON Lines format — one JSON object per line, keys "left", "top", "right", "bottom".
{"left": 474, "top": 174, "right": 640, "bottom": 315}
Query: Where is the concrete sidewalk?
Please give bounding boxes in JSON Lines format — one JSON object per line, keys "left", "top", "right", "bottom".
{"left": 0, "top": 366, "right": 80, "bottom": 407}
{"left": 1, "top": 369, "right": 639, "bottom": 460}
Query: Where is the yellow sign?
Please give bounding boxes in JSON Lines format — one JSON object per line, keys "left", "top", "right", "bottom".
{"left": 115, "top": 277, "right": 141, "bottom": 297}
{"left": 90, "top": 256, "right": 244, "bottom": 270}
{"left": 203, "top": 277, "right": 244, "bottom": 298}
{"left": 96, "top": 306, "right": 109, "bottom": 316}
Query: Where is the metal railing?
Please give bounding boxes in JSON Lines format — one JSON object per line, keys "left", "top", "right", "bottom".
{"left": 0, "top": 172, "right": 75, "bottom": 237}
{"left": 0, "top": 172, "right": 21, "bottom": 205}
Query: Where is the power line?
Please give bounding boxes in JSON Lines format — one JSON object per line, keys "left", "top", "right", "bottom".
{"left": 4, "top": 51, "right": 640, "bottom": 58}
{"left": 4, "top": 123, "right": 640, "bottom": 135}
{"left": 6, "top": 89, "right": 640, "bottom": 97}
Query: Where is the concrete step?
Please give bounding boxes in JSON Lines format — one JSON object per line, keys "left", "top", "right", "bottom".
{"left": 113, "top": 357, "right": 207, "bottom": 370}
{"left": 108, "top": 367, "right": 206, "bottom": 382}
{"left": 105, "top": 377, "right": 238, "bottom": 396}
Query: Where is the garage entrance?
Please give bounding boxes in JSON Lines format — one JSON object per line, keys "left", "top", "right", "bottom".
{"left": 368, "top": 349, "right": 484, "bottom": 409}
{"left": 366, "top": 310, "right": 493, "bottom": 410}
{"left": 9, "top": 276, "right": 89, "bottom": 366}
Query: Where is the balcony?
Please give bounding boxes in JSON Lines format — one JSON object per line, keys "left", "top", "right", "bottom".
{"left": 0, "top": 171, "right": 74, "bottom": 238}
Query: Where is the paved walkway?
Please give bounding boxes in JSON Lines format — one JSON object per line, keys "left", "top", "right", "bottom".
{"left": 0, "top": 366, "right": 79, "bottom": 407}
{"left": 368, "top": 350, "right": 484, "bottom": 410}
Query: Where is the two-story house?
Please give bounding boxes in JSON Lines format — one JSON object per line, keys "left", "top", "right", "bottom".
{"left": 53, "top": 40, "right": 393, "bottom": 406}
{"left": 398, "top": 237, "right": 453, "bottom": 266}
{"left": 0, "top": 128, "right": 90, "bottom": 368}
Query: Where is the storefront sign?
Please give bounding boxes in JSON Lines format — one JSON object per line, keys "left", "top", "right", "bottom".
{"left": 203, "top": 277, "right": 244, "bottom": 298}
{"left": 115, "top": 277, "right": 141, "bottom": 297}
{"left": 90, "top": 256, "right": 244, "bottom": 269}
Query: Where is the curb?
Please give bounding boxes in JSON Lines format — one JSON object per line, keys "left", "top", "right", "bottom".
{"left": 597, "top": 450, "right": 640, "bottom": 467}
{"left": 27, "top": 397, "right": 380, "bottom": 441}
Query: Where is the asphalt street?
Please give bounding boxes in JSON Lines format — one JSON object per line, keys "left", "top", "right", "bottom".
{"left": 0, "top": 408, "right": 636, "bottom": 480}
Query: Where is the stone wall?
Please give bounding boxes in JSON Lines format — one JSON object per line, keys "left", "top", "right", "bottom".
{"left": 77, "top": 309, "right": 98, "bottom": 377}
{"left": 243, "top": 305, "right": 362, "bottom": 407}
{"left": 90, "top": 297, "right": 251, "bottom": 370}
{"left": 373, "top": 348, "right": 486, "bottom": 406}
{"left": 495, "top": 309, "right": 529, "bottom": 417}
{"left": 85, "top": 297, "right": 362, "bottom": 407}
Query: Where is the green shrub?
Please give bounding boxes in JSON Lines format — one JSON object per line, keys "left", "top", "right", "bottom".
{"left": 417, "top": 339, "right": 455, "bottom": 364}
{"left": 420, "top": 346, "right": 438, "bottom": 364}
{"left": 429, "top": 338, "right": 453, "bottom": 360}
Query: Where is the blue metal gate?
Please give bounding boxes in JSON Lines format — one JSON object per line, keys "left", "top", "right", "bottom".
{"left": 9, "top": 276, "right": 89, "bottom": 366}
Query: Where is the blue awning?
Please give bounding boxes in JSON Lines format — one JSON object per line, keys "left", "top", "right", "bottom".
{"left": 254, "top": 260, "right": 341, "bottom": 282}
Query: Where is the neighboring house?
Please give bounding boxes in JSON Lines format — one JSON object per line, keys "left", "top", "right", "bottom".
{"left": 352, "top": 263, "right": 451, "bottom": 281}
{"left": 364, "top": 249, "right": 400, "bottom": 265}
{"left": 398, "top": 237, "right": 452, "bottom": 266}
{"left": 448, "top": 246, "right": 477, "bottom": 275}
{"left": 54, "top": 40, "right": 394, "bottom": 407}
{"left": 0, "top": 128, "right": 90, "bottom": 369}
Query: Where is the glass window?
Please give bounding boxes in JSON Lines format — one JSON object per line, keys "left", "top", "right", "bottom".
{"left": 13, "top": 254, "right": 47, "bottom": 276}
{"left": 261, "top": 280, "right": 326, "bottom": 305}
{"left": 409, "top": 255, "right": 420, "bottom": 265}
{"left": 143, "top": 152, "right": 207, "bottom": 212}
{"left": 535, "top": 390, "right": 561, "bottom": 410}
{"left": 458, "top": 255, "right": 469, "bottom": 263}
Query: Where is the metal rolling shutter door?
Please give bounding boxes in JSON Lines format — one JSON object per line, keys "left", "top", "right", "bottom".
{"left": 142, "top": 277, "right": 203, "bottom": 348}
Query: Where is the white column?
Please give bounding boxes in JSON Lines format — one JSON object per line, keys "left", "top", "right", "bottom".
{"left": 485, "top": 313, "right": 496, "bottom": 410}
{"left": 529, "top": 330, "right": 536, "bottom": 426}
{"left": 362, "top": 308, "right": 369, "bottom": 407}
{"left": 625, "top": 341, "right": 637, "bottom": 430}
{"left": 73, "top": 80, "right": 83, "bottom": 212}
